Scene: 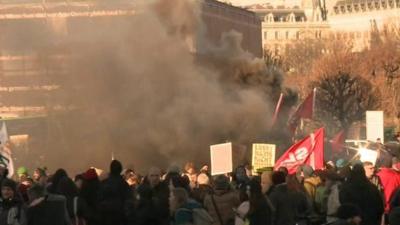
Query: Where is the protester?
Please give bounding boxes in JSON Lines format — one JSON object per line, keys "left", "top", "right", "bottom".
{"left": 170, "top": 187, "right": 202, "bottom": 225}
{"left": 183, "top": 162, "right": 198, "bottom": 189}
{"left": 339, "top": 164, "right": 384, "bottom": 225}
{"left": 269, "top": 173, "right": 310, "bottom": 225}
{"left": 234, "top": 187, "right": 249, "bottom": 225}
{"left": 362, "top": 161, "right": 383, "bottom": 192}
{"left": 192, "top": 173, "right": 212, "bottom": 205}
{"left": 233, "top": 166, "right": 250, "bottom": 191}
{"left": 377, "top": 157, "right": 400, "bottom": 213}
{"left": 47, "top": 168, "right": 68, "bottom": 194}
{"left": 80, "top": 168, "right": 100, "bottom": 225}
{"left": 246, "top": 178, "right": 274, "bottom": 225}
{"left": 204, "top": 175, "right": 240, "bottom": 225}
{"left": 97, "top": 160, "right": 132, "bottom": 225}
{"left": 389, "top": 207, "right": 400, "bottom": 225}
{"left": 141, "top": 167, "right": 170, "bottom": 225}
{"left": 260, "top": 170, "right": 273, "bottom": 195}
{"left": 26, "top": 184, "right": 71, "bottom": 225}
{"left": 32, "top": 168, "right": 47, "bottom": 185}
{"left": 325, "top": 170, "right": 343, "bottom": 224}
{"left": 0, "top": 179, "right": 27, "bottom": 225}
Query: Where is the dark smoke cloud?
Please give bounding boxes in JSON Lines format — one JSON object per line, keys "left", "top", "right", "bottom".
{"left": 5, "top": 0, "right": 290, "bottom": 174}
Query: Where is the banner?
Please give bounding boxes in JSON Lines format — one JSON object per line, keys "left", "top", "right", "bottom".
{"left": 252, "top": 144, "right": 276, "bottom": 172}
{"left": 330, "top": 130, "right": 346, "bottom": 153}
{"left": 0, "top": 123, "right": 14, "bottom": 178}
{"left": 210, "top": 142, "right": 233, "bottom": 176}
{"left": 288, "top": 88, "right": 316, "bottom": 134}
{"left": 274, "top": 127, "right": 324, "bottom": 174}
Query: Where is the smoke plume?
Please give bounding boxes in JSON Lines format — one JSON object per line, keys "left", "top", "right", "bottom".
{"left": 4, "top": 0, "right": 289, "bottom": 173}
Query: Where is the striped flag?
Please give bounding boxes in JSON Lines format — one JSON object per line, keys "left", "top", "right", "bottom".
{"left": 0, "top": 122, "right": 14, "bottom": 178}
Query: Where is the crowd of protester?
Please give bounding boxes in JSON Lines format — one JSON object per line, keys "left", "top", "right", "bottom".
{"left": 0, "top": 152, "right": 400, "bottom": 225}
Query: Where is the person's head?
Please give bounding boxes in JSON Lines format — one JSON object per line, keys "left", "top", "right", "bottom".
{"left": 296, "top": 164, "right": 314, "bottom": 183}
{"left": 261, "top": 171, "right": 273, "bottom": 194}
{"left": 33, "top": 167, "right": 47, "bottom": 181}
{"left": 272, "top": 171, "right": 286, "bottom": 185}
{"left": 286, "top": 174, "right": 304, "bottom": 192}
{"left": 376, "top": 138, "right": 382, "bottom": 144}
{"left": 235, "top": 166, "right": 249, "bottom": 183}
{"left": 363, "top": 161, "right": 375, "bottom": 179}
{"left": 277, "top": 167, "right": 288, "bottom": 177}
{"left": 82, "top": 168, "right": 98, "bottom": 181}
{"left": 392, "top": 157, "right": 400, "bottom": 171}
{"left": 349, "top": 164, "right": 368, "bottom": 184}
{"left": 57, "top": 177, "right": 78, "bottom": 197}
{"left": 110, "top": 160, "right": 123, "bottom": 176}
{"left": 1, "top": 179, "right": 16, "bottom": 200}
{"left": 197, "top": 173, "right": 210, "bottom": 186}
{"left": 148, "top": 167, "right": 161, "bottom": 188}
{"left": 184, "top": 162, "right": 196, "bottom": 175}
{"left": 213, "top": 174, "right": 230, "bottom": 191}
{"left": 336, "top": 203, "right": 362, "bottom": 225}
{"left": 169, "top": 187, "right": 188, "bottom": 212}
{"left": 27, "top": 184, "right": 46, "bottom": 202}
{"left": 324, "top": 170, "right": 342, "bottom": 187}
{"left": 17, "top": 167, "right": 29, "bottom": 182}
{"left": 74, "top": 174, "right": 84, "bottom": 190}
{"left": 124, "top": 169, "right": 139, "bottom": 186}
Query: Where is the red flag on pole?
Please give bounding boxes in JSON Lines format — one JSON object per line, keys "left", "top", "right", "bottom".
{"left": 288, "top": 88, "right": 316, "bottom": 134}
{"left": 271, "top": 93, "right": 284, "bottom": 127}
{"left": 274, "top": 127, "right": 325, "bottom": 174}
{"left": 330, "top": 130, "right": 346, "bottom": 153}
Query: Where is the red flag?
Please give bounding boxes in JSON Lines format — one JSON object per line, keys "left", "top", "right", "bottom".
{"left": 271, "top": 93, "right": 283, "bottom": 127}
{"left": 287, "top": 89, "right": 316, "bottom": 134}
{"left": 274, "top": 127, "right": 325, "bottom": 174}
{"left": 330, "top": 130, "right": 345, "bottom": 153}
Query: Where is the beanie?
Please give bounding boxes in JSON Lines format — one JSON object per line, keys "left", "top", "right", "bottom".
{"left": 83, "top": 168, "right": 98, "bottom": 180}
{"left": 17, "top": 167, "right": 28, "bottom": 176}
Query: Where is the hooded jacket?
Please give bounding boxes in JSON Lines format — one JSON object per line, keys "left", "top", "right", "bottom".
{"left": 204, "top": 189, "right": 240, "bottom": 225}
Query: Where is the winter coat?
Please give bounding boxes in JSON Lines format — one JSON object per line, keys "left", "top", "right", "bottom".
{"left": 304, "top": 176, "right": 321, "bottom": 202}
{"left": 138, "top": 181, "right": 170, "bottom": 225}
{"left": 192, "top": 185, "right": 212, "bottom": 206}
{"left": 97, "top": 174, "right": 132, "bottom": 225}
{"left": 204, "top": 190, "right": 240, "bottom": 225}
{"left": 173, "top": 200, "right": 202, "bottom": 225}
{"left": 0, "top": 198, "right": 26, "bottom": 225}
{"left": 269, "top": 183, "right": 311, "bottom": 225}
{"left": 27, "top": 194, "right": 71, "bottom": 225}
{"left": 247, "top": 197, "right": 273, "bottom": 225}
{"left": 339, "top": 180, "right": 384, "bottom": 225}
{"left": 326, "top": 182, "right": 341, "bottom": 224}
{"left": 235, "top": 201, "right": 249, "bottom": 225}
{"left": 377, "top": 168, "right": 400, "bottom": 213}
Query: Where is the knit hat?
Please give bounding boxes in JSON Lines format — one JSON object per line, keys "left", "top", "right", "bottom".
{"left": 83, "top": 168, "right": 98, "bottom": 180}
{"left": 197, "top": 173, "right": 210, "bottom": 185}
{"left": 167, "top": 165, "right": 181, "bottom": 174}
{"left": 17, "top": 167, "right": 28, "bottom": 176}
{"left": 336, "top": 203, "right": 362, "bottom": 219}
{"left": 213, "top": 175, "right": 230, "bottom": 190}
{"left": 297, "top": 165, "right": 314, "bottom": 178}
{"left": 336, "top": 159, "right": 347, "bottom": 168}
{"left": 1, "top": 179, "right": 17, "bottom": 193}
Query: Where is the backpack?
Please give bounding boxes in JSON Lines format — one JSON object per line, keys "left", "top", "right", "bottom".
{"left": 179, "top": 208, "right": 214, "bottom": 225}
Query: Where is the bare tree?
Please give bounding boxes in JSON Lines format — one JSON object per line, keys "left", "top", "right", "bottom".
{"left": 312, "top": 72, "right": 379, "bottom": 130}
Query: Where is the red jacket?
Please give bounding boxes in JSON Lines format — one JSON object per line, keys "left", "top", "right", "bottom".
{"left": 377, "top": 168, "right": 400, "bottom": 213}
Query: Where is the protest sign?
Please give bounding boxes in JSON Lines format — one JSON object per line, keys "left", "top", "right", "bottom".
{"left": 210, "top": 142, "right": 233, "bottom": 176}
{"left": 252, "top": 144, "right": 276, "bottom": 172}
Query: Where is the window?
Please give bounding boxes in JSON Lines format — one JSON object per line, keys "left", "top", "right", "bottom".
{"left": 286, "top": 31, "right": 289, "bottom": 39}
{"left": 264, "top": 31, "right": 268, "bottom": 40}
{"left": 296, "top": 31, "right": 300, "bottom": 39}
{"left": 275, "top": 31, "right": 279, "bottom": 39}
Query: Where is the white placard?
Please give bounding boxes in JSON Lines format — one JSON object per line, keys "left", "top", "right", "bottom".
{"left": 366, "top": 111, "right": 384, "bottom": 143}
{"left": 210, "top": 142, "right": 233, "bottom": 176}
{"left": 359, "top": 148, "right": 378, "bottom": 165}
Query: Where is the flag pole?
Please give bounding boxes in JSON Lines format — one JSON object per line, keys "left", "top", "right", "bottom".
{"left": 271, "top": 93, "right": 284, "bottom": 127}
{"left": 312, "top": 87, "right": 317, "bottom": 118}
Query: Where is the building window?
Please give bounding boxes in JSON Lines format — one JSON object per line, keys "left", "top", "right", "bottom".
{"left": 296, "top": 31, "right": 300, "bottom": 39}
{"left": 286, "top": 31, "right": 289, "bottom": 39}
{"left": 264, "top": 31, "right": 268, "bottom": 40}
{"left": 275, "top": 31, "right": 279, "bottom": 39}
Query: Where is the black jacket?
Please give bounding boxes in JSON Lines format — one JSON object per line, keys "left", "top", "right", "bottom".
{"left": 27, "top": 194, "right": 70, "bottom": 225}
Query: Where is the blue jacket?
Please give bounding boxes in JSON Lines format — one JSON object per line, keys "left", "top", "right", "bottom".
{"left": 173, "top": 199, "right": 201, "bottom": 225}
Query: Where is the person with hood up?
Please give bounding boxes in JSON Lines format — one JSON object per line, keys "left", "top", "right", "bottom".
{"left": 32, "top": 168, "right": 47, "bottom": 186}
{"left": 339, "top": 164, "right": 384, "bottom": 225}
{"left": 0, "top": 179, "right": 26, "bottom": 225}
{"left": 325, "top": 170, "right": 344, "bottom": 224}
{"left": 80, "top": 168, "right": 100, "bottom": 225}
{"left": 97, "top": 160, "right": 132, "bottom": 225}
{"left": 204, "top": 175, "right": 240, "bottom": 225}
{"left": 296, "top": 165, "right": 321, "bottom": 202}
{"left": 246, "top": 178, "right": 274, "bottom": 225}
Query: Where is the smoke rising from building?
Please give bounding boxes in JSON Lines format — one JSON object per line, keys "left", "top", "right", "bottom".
{"left": 2, "top": 0, "right": 290, "bottom": 173}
